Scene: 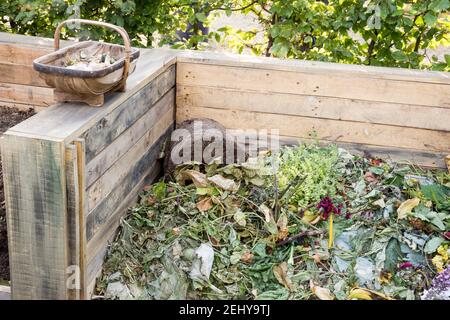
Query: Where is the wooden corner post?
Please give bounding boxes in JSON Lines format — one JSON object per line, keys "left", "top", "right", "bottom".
{"left": 1, "top": 133, "right": 70, "bottom": 299}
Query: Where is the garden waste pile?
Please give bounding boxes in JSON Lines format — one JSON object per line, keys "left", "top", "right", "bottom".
{"left": 96, "top": 142, "right": 450, "bottom": 300}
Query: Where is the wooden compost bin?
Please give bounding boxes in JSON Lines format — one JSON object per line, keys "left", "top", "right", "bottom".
{"left": 0, "top": 33, "right": 449, "bottom": 300}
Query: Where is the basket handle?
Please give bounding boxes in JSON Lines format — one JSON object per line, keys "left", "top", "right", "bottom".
{"left": 54, "top": 19, "right": 131, "bottom": 89}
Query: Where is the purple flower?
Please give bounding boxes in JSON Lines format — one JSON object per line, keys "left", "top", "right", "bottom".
{"left": 317, "top": 197, "right": 342, "bottom": 220}
{"left": 421, "top": 266, "right": 450, "bottom": 300}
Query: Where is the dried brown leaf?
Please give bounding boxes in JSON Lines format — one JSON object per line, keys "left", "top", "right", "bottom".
{"left": 273, "top": 262, "right": 294, "bottom": 291}
{"left": 196, "top": 197, "right": 213, "bottom": 212}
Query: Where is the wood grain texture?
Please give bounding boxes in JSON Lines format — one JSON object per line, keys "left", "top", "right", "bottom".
{"left": 86, "top": 127, "right": 171, "bottom": 241}
{"left": 275, "top": 136, "right": 448, "bottom": 169}
{"left": 177, "top": 85, "right": 450, "bottom": 132}
{"left": 86, "top": 88, "right": 175, "bottom": 188}
{"left": 177, "top": 62, "right": 450, "bottom": 108}
{"left": 0, "top": 62, "right": 49, "bottom": 87}
{"left": 0, "top": 82, "right": 54, "bottom": 107}
{"left": 0, "top": 43, "right": 51, "bottom": 65}
{"left": 74, "top": 139, "right": 88, "bottom": 300}
{"left": 82, "top": 65, "right": 175, "bottom": 163}
{"left": 87, "top": 108, "right": 173, "bottom": 211}
{"left": 0, "top": 285, "right": 11, "bottom": 300}
{"left": 65, "top": 145, "right": 80, "bottom": 300}
{"left": 1, "top": 134, "right": 68, "bottom": 300}
{"left": 85, "top": 162, "right": 161, "bottom": 297}
{"left": 177, "top": 105, "right": 450, "bottom": 153}
{"left": 177, "top": 50, "right": 450, "bottom": 85}
{"left": 8, "top": 49, "right": 177, "bottom": 142}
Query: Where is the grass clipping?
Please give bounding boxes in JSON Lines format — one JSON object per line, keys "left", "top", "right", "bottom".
{"left": 96, "top": 143, "right": 450, "bottom": 300}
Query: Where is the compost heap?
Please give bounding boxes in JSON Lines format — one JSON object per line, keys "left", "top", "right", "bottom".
{"left": 97, "top": 142, "right": 450, "bottom": 300}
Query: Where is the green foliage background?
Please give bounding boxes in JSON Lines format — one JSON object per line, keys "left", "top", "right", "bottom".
{"left": 0, "top": 0, "right": 449, "bottom": 70}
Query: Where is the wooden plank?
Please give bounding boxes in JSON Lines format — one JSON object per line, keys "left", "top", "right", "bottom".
{"left": 73, "top": 139, "right": 88, "bottom": 300}
{"left": 85, "top": 162, "right": 161, "bottom": 297}
{"left": 0, "top": 82, "right": 54, "bottom": 106}
{"left": 177, "top": 62, "right": 450, "bottom": 108}
{"left": 65, "top": 144, "right": 80, "bottom": 300}
{"left": 275, "top": 136, "right": 448, "bottom": 169}
{"left": 86, "top": 88, "right": 175, "bottom": 187}
{"left": 177, "top": 50, "right": 450, "bottom": 85}
{"left": 0, "top": 43, "right": 51, "bottom": 65}
{"left": 8, "top": 49, "right": 177, "bottom": 142}
{"left": 177, "top": 85, "right": 450, "bottom": 132}
{"left": 87, "top": 106, "right": 173, "bottom": 211}
{"left": 0, "top": 32, "right": 72, "bottom": 49}
{"left": 1, "top": 134, "right": 68, "bottom": 300}
{"left": 82, "top": 65, "right": 175, "bottom": 163}
{"left": 0, "top": 62, "right": 49, "bottom": 87}
{"left": 177, "top": 106, "right": 450, "bottom": 153}
{"left": 0, "top": 285, "right": 11, "bottom": 300}
{"left": 85, "top": 127, "right": 171, "bottom": 241}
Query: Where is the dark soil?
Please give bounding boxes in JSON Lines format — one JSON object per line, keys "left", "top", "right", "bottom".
{"left": 0, "top": 106, "right": 35, "bottom": 282}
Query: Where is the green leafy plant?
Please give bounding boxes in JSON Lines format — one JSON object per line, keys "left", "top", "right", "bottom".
{"left": 277, "top": 143, "right": 340, "bottom": 208}
{"left": 1, "top": 0, "right": 448, "bottom": 69}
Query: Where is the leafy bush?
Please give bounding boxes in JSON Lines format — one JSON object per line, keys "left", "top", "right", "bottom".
{"left": 0, "top": 0, "right": 449, "bottom": 70}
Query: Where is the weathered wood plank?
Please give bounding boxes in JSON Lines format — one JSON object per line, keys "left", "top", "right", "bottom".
{"left": 177, "top": 50, "right": 450, "bottom": 85}
{"left": 8, "top": 49, "right": 177, "bottom": 142}
{"left": 82, "top": 65, "right": 175, "bottom": 163}
{"left": 0, "top": 43, "right": 51, "bottom": 65}
{"left": 65, "top": 145, "right": 80, "bottom": 300}
{"left": 73, "top": 139, "right": 88, "bottom": 300}
{"left": 0, "top": 285, "right": 11, "bottom": 300}
{"left": 177, "top": 62, "right": 450, "bottom": 108}
{"left": 87, "top": 106, "right": 173, "bottom": 211}
{"left": 0, "top": 82, "right": 54, "bottom": 107}
{"left": 1, "top": 134, "right": 68, "bottom": 300}
{"left": 274, "top": 136, "right": 448, "bottom": 169}
{"left": 177, "top": 85, "right": 450, "bottom": 132}
{"left": 85, "top": 162, "right": 161, "bottom": 297}
{"left": 85, "top": 127, "right": 171, "bottom": 241}
{"left": 177, "top": 106, "right": 450, "bottom": 153}
{"left": 0, "top": 32, "right": 69, "bottom": 48}
{"left": 86, "top": 88, "right": 175, "bottom": 188}
{"left": 0, "top": 62, "right": 49, "bottom": 87}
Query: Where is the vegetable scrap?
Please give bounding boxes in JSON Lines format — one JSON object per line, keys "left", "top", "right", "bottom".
{"left": 96, "top": 142, "right": 450, "bottom": 300}
{"left": 65, "top": 50, "right": 116, "bottom": 71}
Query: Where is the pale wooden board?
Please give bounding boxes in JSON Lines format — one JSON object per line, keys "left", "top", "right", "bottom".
{"left": 275, "top": 136, "right": 448, "bottom": 169}
{"left": 0, "top": 32, "right": 70, "bottom": 48}
{"left": 73, "top": 139, "right": 88, "bottom": 300}
{"left": 8, "top": 49, "right": 177, "bottom": 142}
{"left": 85, "top": 162, "right": 161, "bottom": 297}
{"left": 87, "top": 107, "right": 173, "bottom": 211}
{"left": 1, "top": 134, "right": 68, "bottom": 300}
{"left": 177, "top": 50, "right": 450, "bottom": 85}
{"left": 82, "top": 65, "right": 176, "bottom": 163}
{"left": 177, "top": 62, "right": 450, "bottom": 108}
{"left": 85, "top": 127, "right": 171, "bottom": 241}
{"left": 0, "top": 43, "right": 51, "bottom": 65}
{"left": 0, "top": 285, "right": 11, "bottom": 300}
{"left": 177, "top": 85, "right": 450, "bottom": 132}
{"left": 0, "top": 62, "right": 49, "bottom": 87}
{"left": 65, "top": 145, "right": 80, "bottom": 300}
{"left": 0, "top": 82, "right": 54, "bottom": 107}
{"left": 86, "top": 90, "right": 175, "bottom": 187}
{"left": 177, "top": 106, "right": 450, "bottom": 153}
